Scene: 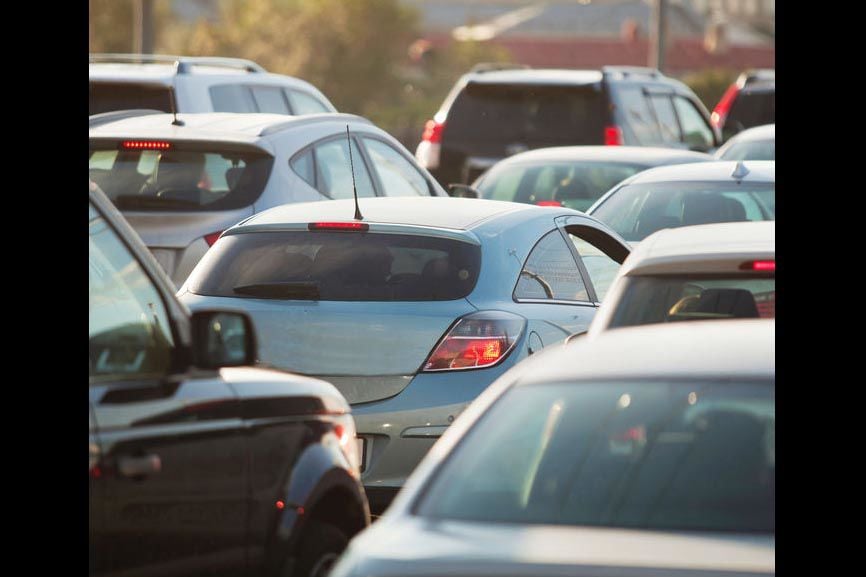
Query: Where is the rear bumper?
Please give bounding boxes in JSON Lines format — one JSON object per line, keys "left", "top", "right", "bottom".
{"left": 351, "top": 354, "right": 524, "bottom": 507}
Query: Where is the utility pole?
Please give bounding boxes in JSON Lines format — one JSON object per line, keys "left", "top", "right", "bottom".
{"left": 649, "top": 0, "right": 668, "bottom": 72}
{"left": 132, "top": 0, "right": 155, "bottom": 55}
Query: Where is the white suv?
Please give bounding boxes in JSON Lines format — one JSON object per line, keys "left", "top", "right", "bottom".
{"left": 90, "top": 53, "right": 336, "bottom": 116}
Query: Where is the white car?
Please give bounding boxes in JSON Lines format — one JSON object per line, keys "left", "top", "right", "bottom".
{"left": 89, "top": 111, "right": 448, "bottom": 286}
{"left": 715, "top": 124, "right": 775, "bottom": 161}
{"left": 90, "top": 53, "right": 336, "bottom": 116}
{"left": 331, "top": 319, "right": 775, "bottom": 577}
{"left": 587, "top": 161, "right": 775, "bottom": 246}
{"left": 587, "top": 221, "right": 775, "bottom": 337}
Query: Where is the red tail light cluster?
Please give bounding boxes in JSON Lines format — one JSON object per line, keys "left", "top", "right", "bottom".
{"left": 423, "top": 311, "right": 525, "bottom": 371}
{"left": 421, "top": 119, "right": 446, "bottom": 143}
{"left": 307, "top": 222, "right": 370, "bottom": 232}
{"left": 204, "top": 231, "right": 224, "bottom": 247}
{"left": 711, "top": 83, "right": 741, "bottom": 128}
{"left": 740, "top": 260, "right": 775, "bottom": 272}
{"left": 604, "top": 125, "right": 623, "bottom": 146}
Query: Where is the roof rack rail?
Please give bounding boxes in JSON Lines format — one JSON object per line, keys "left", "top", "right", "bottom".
{"left": 601, "top": 66, "right": 662, "bottom": 79}
{"left": 89, "top": 53, "right": 266, "bottom": 74}
{"left": 89, "top": 109, "right": 165, "bottom": 128}
{"left": 469, "top": 62, "right": 531, "bottom": 74}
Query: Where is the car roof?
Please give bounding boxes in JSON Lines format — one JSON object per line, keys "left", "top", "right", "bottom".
{"left": 89, "top": 112, "right": 371, "bottom": 143}
{"left": 465, "top": 68, "right": 603, "bottom": 85}
{"left": 516, "top": 319, "right": 774, "bottom": 384}
{"left": 622, "top": 160, "right": 775, "bottom": 184}
{"left": 236, "top": 197, "right": 567, "bottom": 232}
{"left": 726, "top": 123, "right": 775, "bottom": 142}
{"left": 488, "top": 146, "right": 712, "bottom": 166}
{"left": 620, "top": 221, "right": 775, "bottom": 276}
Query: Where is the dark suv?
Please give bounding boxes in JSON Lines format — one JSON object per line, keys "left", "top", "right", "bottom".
{"left": 89, "top": 183, "right": 369, "bottom": 577}
{"left": 415, "top": 65, "right": 720, "bottom": 187}
{"left": 711, "top": 69, "right": 775, "bottom": 142}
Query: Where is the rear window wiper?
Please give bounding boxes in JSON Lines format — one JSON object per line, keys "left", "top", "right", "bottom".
{"left": 114, "top": 195, "right": 200, "bottom": 210}
{"left": 233, "top": 281, "right": 320, "bottom": 300}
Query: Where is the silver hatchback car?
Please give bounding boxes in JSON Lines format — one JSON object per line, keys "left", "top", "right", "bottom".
{"left": 178, "top": 196, "right": 631, "bottom": 513}
{"left": 89, "top": 111, "right": 448, "bottom": 286}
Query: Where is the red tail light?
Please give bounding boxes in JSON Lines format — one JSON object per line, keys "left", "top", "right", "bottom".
{"left": 204, "top": 231, "right": 224, "bottom": 247}
{"left": 122, "top": 140, "right": 172, "bottom": 150}
{"left": 423, "top": 311, "right": 525, "bottom": 371}
{"left": 711, "top": 83, "right": 741, "bottom": 128}
{"left": 308, "top": 222, "right": 370, "bottom": 232}
{"left": 604, "top": 125, "right": 623, "bottom": 146}
{"left": 421, "top": 119, "right": 446, "bottom": 143}
{"left": 535, "top": 200, "right": 563, "bottom": 207}
{"left": 740, "top": 260, "right": 775, "bottom": 272}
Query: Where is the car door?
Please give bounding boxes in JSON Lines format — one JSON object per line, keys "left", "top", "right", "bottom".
{"left": 510, "top": 219, "right": 629, "bottom": 348}
{"left": 89, "top": 200, "right": 248, "bottom": 576}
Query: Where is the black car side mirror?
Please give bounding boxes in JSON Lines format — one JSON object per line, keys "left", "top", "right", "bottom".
{"left": 190, "top": 310, "right": 257, "bottom": 369}
{"left": 448, "top": 184, "right": 479, "bottom": 199}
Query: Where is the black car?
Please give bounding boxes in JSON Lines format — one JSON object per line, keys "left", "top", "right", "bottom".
{"left": 89, "top": 182, "right": 369, "bottom": 577}
{"left": 711, "top": 69, "right": 775, "bottom": 142}
{"left": 415, "top": 65, "right": 720, "bottom": 187}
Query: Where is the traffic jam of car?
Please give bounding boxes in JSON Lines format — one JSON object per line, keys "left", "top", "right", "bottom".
{"left": 89, "top": 54, "right": 775, "bottom": 577}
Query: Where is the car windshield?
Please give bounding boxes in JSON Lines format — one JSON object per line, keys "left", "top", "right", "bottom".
{"left": 447, "top": 83, "right": 604, "bottom": 144}
{"left": 609, "top": 275, "right": 775, "bottom": 328}
{"left": 89, "top": 144, "right": 274, "bottom": 212}
{"left": 187, "top": 231, "right": 481, "bottom": 301}
{"left": 477, "top": 161, "right": 644, "bottom": 212}
{"left": 590, "top": 181, "right": 775, "bottom": 242}
{"left": 415, "top": 379, "right": 775, "bottom": 534}
{"left": 89, "top": 82, "right": 174, "bottom": 115}
{"left": 719, "top": 140, "right": 775, "bottom": 161}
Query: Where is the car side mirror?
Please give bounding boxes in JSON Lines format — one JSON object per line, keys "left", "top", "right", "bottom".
{"left": 190, "top": 310, "right": 257, "bottom": 369}
{"left": 564, "top": 329, "right": 588, "bottom": 345}
{"left": 448, "top": 184, "right": 479, "bottom": 199}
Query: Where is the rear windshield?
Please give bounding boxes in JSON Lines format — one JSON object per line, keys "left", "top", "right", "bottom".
{"left": 188, "top": 231, "right": 481, "bottom": 301}
{"left": 726, "top": 90, "right": 775, "bottom": 137}
{"left": 610, "top": 275, "right": 775, "bottom": 328}
{"left": 89, "top": 82, "right": 174, "bottom": 115}
{"left": 416, "top": 379, "right": 775, "bottom": 534}
{"left": 590, "top": 181, "right": 775, "bottom": 242}
{"left": 478, "top": 161, "right": 645, "bottom": 213}
{"left": 718, "top": 140, "right": 775, "bottom": 161}
{"left": 446, "top": 83, "right": 604, "bottom": 144}
{"left": 89, "top": 144, "right": 274, "bottom": 212}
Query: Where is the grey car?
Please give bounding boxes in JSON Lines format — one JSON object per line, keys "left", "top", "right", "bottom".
{"left": 89, "top": 111, "right": 448, "bottom": 287}
{"left": 331, "top": 319, "right": 775, "bottom": 577}
{"left": 178, "top": 196, "right": 631, "bottom": 513}
{"left": 587, "top": 160, "right": 775, "bottom": 246}
{"left": 471, "top": 145, "right": 713, "bottom": 212}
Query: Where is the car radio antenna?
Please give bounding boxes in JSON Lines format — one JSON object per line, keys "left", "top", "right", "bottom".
{"left": 347, "top": 125, "right": 363, "bottom": 220}
{"left": 169, "top": 85, "right": 184, "bottom": 126}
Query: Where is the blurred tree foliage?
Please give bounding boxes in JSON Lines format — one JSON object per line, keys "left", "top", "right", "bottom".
{"left": 91, "top": 0, "right": 511, "bottom": 148}
{"left": 680, "top": 67, "right": 739, "bottom": 110}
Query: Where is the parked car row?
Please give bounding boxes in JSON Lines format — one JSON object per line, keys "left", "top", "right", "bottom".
{"left": 90, "top": 55, "right": 774, "bottom": 577}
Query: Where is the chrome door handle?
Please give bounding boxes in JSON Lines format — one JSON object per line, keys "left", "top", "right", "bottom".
{"left": 118, "top": 454, "right": 162, "bottom": 478}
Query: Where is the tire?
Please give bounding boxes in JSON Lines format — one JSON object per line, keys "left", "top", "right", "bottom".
{"left": 290, "top": 521, "right": 349, "bottom": 577}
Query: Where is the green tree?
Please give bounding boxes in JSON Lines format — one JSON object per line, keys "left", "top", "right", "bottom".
{"left": 90, "top": 0, "right": 172, "bottom": 53}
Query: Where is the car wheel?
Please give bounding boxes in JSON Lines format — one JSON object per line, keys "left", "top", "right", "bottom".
{"left": 290, "top": 521, "right": 348, "bottom": 577}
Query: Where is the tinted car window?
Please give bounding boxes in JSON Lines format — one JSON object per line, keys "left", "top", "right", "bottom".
{"left": 591, "top": 181, "right": 775, "bottom": 242}
{"left": 478, "top": 162, "right": 644, "bottom": 213}
{"left": 287, "top": 90, "right": 331, "bottom": 114}
{"left": 89, "top": 144, "right": 274, "bottom": 212}
{"left": 648, "top": 94, "right": 681, "bottom": 144}
{"left": 446, "top": 83, "right": 604, "bottom": 144}
{"left": 673, "top": 97, "right": 714, "bottom": 150}
{"left": 514, "top": 231, "right": 589, "bottom": 301}
{"left": 569, "top": 233, "right": 621, "bottom": 301}
{"left": 90, "top": 82, "right": 174, "bottom": 115}
{"left": 89, "top": 202, "right": 174, "bottom": 380}
{"left": 210, "top": 84, "right": 257, "bottom": 113}
{"left": 291, "top": 138, "right": 376, "bottom": 199}
{"left": 188, "top": 232, "right": 481, "bottom": 301}
{"left": 363, "top": 138, "right": 431, "bottom": 197}
{"left": 609, "top": 275, "right": 776, "bottom": 328}
{"left": 727, "top": 90, "right": 775, "bottom": 137}
{"left": 251, "top": 86, "right": 290, "bottom": 114}
{"left": 416, "top": 380, "right": 775, "bottom": 534}
{"left": 613, "top": 87, "right": 661, "bottom": 145}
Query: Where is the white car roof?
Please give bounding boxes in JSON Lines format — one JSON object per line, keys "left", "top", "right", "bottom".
{"left": 619, "top": 220, "right": 775, "bottom": 276}
{"left": 486, "top": 145, "right": 712, "bottom": 166}
{"left": 622, "top": 160, "right": 775, "bottom": 184}
{"left": 467, "top": 69, "right": 603, "bottom": 85}
{"left": 89, "top": 112, "right": 371, "bottom": 145}
{"left": 237, "top": 196, "right": 565, "bottom": 231}
{"left": 515, "top": 319, "right": 774, "bottom": 383}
